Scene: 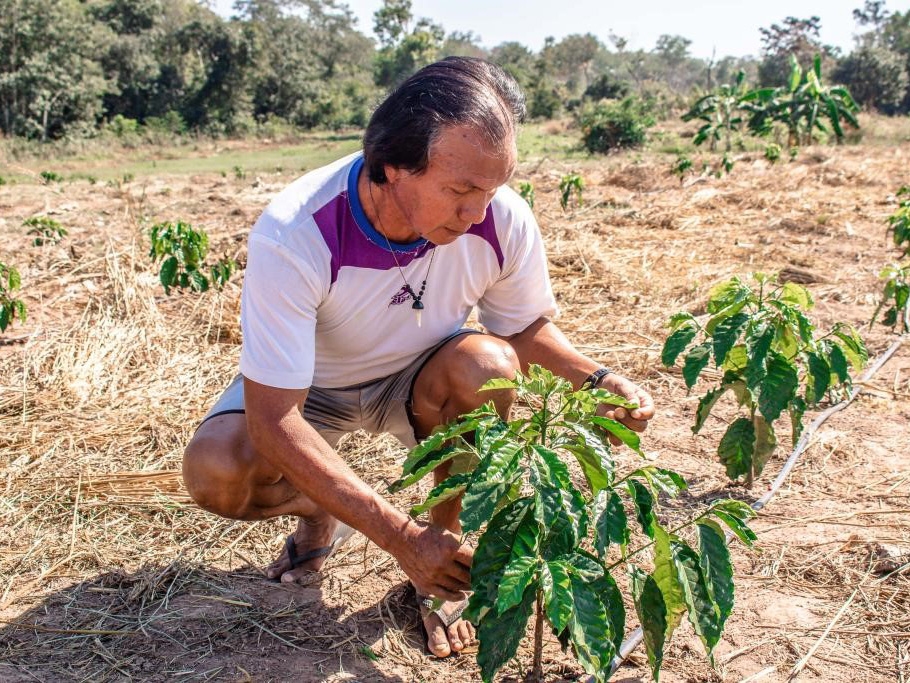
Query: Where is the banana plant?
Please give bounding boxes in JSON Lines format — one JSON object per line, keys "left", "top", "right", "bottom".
{"left": 392, "top": 365, "right": 756, "bottom": 682}
{"left": 681, "top": 70, "right": 748, "bottom": 153}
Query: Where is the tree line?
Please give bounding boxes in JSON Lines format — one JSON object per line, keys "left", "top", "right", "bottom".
{"left": 0, "top": 0, "right": 907, "bottom": 142}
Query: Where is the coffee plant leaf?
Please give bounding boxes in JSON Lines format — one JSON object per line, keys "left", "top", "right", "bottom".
{"left": 758, "top": 351, "right": 798, "bottom": 423}
{"left": 466, "top": 498, "right": 534, "bottom": 623}
{"left": 0, "top": 306, "right": 9, "bottom": 332}
{"left": 477, "top": 583, "right": 536, "bottom": 683}
{"left": 542, "top": 560, "right": 574, "bottom": 632}
{"left": 711, "top": 498, "right": 757, "bottom": 521}
{"left": 595, "top": 571, "right": 626, "bottom": 654}
{"left": 697, "top": 521, "right": 734, "bottom": 627}
{"left": 631, "top": 567, "right": 667, "bottom": 681}
{"left": 589, "top": 416, "right": 643, "bottom": 455}
{"left": 568, "top": 573, "right": 614, "bottom": 678}
{"left": 588, "top": 387, "right": 640, "bottom": 410}
{"left": 409, "top": 473, "right": 470, "bottom": 516}
{"left": 392, "top": 445, "right": 469, "bottom": 492}
{"left": 661, "top": 324, "right": 698, "bottom": 366}
{"left": 805, "top": 351, "right": 830, "bottom": 404}
{"left": 745, "top": 323, "right": 774, "bottom": 388}
{"left": 711, "top": 509, "right": 757, "bottom": 548}
{"left": 693, "top": 386, "right": 726, "bottom": 433}
{"left": 781, "top": 282, "right": 813, "bottom": 309}
{"left": 461, "top": 473, "right": 523, "bottom": 533}
{"left": 667, "top": 311, "right": 697, "bottom": 331}
{"left": 593, "top": 489, "right": 630, "bottom": 557}
{"left": 399, "top": 410, "right": 496, "bottom": 474}
{"left": 653, "top": 525, "right": 687, "bottom": 641}
{"left": 717, "top": 417, "right": 754, "bottom": 480}
{"left": 706, "top": 278, "right": 751, "bottom": 315}
{"left": 752, "top": 415, "right": 778, "bottom": 477}
{"left": 159, "top": 255, "right": 178, "bottom": 293}
{"left": 671, "top": 539, "right": 722, "bottom": 655}
{"left": 497, "top": 555, "right": 539, "bottom": 614}
{"left": 789, "top": 395, "right": 808, "bottom": 447}
{"left": 188, "top": 269, "right": 209, "bottom": 292}
{"left": 832, "top": 325, "right": 868, "bottom": 370}
{"left": 705, "top": 298, "right": 748, "bottom": 335}
{"left": 563, "top": 442, "right": 611, "bottom": 495}
{"left": 826, "top": 343, "right": 849, "bottom": 384}
{"left": 630, "top": 467, "right": 688, "bottom": 498}
{"left": 682, "top": 343, "right": 712, "bottom": 389}
{"left": 712, "top": 313, "right": 750, "bottom": 365}
{"left": 628, "top": 479, "right": 657, "bottom": 538}
{"left": 512, "top": 511, "right": 541, "bottom": 558}
{"left": 480, "top": 377, "right": 518, "bottom": 391}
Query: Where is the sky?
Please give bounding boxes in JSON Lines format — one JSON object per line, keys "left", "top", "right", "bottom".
{"left": 212, "top": 0, "right": 876, "bottom": 60}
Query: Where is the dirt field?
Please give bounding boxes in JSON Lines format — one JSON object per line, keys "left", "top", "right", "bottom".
{"left": 1, "top": 128, "right": 909, "bottom": 682}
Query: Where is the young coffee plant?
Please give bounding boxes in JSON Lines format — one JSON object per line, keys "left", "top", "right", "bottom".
{"left": 391, "top": 365, "right": 756, "bottom": 682}
{"left": 662, "top": 274, "right": 867, "bottom": 485}
{"left": 23, "top": 216, "right": 67, "bottom": 246}
{"left": 40, "top": 170, "right": 63, "bottom": 184}
{"left": 559, "top": 173, "right": 584, "bottom": 211}
{"left": 518, "top": 181, "right": 536, "bottom": 208}
{"left": 872, "top": 187, "right": 910, "bottom": 332}
{"left": 0, "top": 262, "right": 27, "bottom": 332}
{"left": 671, "top": 155, "right": 693, "bottom": 182}
{"left": 148, "top": 221, "right": 236, "bottom": 295}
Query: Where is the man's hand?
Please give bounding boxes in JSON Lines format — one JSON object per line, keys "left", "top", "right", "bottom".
{"left": 598, "top": 373, "right": 655, "bottom": 441}
{"left": 392, "top": 519, "right": 473, "bottom": 602}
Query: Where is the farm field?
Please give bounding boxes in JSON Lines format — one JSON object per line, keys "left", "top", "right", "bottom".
{"left": 1, "top": 122, "right": 909, "bottom": 682}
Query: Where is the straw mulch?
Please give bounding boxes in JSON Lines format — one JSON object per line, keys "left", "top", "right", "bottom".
{"left": 2, "top": 125, "right": 909, "bottom": 682}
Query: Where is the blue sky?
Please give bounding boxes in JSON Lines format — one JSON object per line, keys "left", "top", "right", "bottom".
{"left": 212, "top": 0, "right": 876, "bottom": 60}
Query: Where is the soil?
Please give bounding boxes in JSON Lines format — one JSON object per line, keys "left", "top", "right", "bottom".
{"left": 1, "top": 132, "right": 908, "bottom": 683}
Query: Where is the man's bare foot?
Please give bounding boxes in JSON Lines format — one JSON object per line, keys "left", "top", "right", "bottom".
{"left": 422, "top": 598, "right": 476, "bottom": 657}
{"left": 266, "top": 515, "right": 339, "bottom": 583}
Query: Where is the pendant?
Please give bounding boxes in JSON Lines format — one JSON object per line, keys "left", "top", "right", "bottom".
{"left": 412, "top": 299, "right": 424, "bottom": 327}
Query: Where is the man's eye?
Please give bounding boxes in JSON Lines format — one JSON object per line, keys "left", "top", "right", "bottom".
{"left": 449, "top": 187, "right": 470, "bottom": 195}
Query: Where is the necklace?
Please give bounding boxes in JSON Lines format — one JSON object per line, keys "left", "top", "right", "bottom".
{"left": 368, "top": 182, "right": 436, "bottom": 327}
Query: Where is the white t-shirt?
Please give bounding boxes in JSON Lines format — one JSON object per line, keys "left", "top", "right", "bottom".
{"left": 239, "top": 153, "right": 558, "bottom": 389}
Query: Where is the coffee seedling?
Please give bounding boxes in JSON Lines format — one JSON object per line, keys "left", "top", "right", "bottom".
{"left": 40, "top": 171, "right": 63, "bottom": 184}
{"left": 872, "top": 188, "right": 910, "bottom": 333}
{"left": 662, "top": 274, "right": 867, "bottom": 485}
{"left": 0, "top": 262, "right": 27, "bottom": 332}
{"left": 518, "top": 181, "right": 535, "bottom": 208}
{"left": 23, "top": 216, "right": 67, "bottom": 246}
{"left": 559, "top": 173, "right": 584, "bottom": 211}
{"left": 148, "top": 221, "right": 236, "bottom": 295}
{"left": 392, "top": 365, "right": 756, "bottom": 682}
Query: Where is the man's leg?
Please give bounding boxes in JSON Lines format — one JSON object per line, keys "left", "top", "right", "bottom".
{"left": 182, "top": 413, "right": 344, "bottom": 583}
{"left": 408, "top": 332, "right": 521, "bottom": 657}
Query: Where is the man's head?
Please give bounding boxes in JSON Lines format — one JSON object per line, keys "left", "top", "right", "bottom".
{"left": 363, "top": 57, "right": 526, "bottom": 186}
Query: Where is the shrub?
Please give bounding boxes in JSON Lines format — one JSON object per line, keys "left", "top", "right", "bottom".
{"left": 0, "top": 262, "right": 27, "bottom": 332}
{"left": 23, "top": 216, "right": 67, "bottom": 246}
{"left": 577, "top": 96, "right": 655, "bottom": 154}
{"left": 517, "top": 181, "right": 535, "bottom": 208}
{"left": 40, "top": 171, "right": 63, "bottom": 184}
{"left": 148, "top": 221, "right": 236, "bottom": 295}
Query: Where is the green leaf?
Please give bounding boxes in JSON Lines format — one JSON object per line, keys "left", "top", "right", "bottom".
{"left": 745, "top": 323, "right": 774, "bottom": 389}
{"left": 593, "top": 489, "right": 629, "bottom": 557}
{"left": 628, "top": 480, "right": 656, "bottom": 538}
{"left": 827, "top": 344, "right": 849, "bottom": 384}
{"left": 712, "top": 312, "right": 750, "bottom": 365}
{"left": 391, "top": 445, "right": 471, "bottom": 492}
{"left": 542, "top": 560, "right": 574, "bottom": 633}
{"left": 480, "top": 377, "right": 518, "bottom": 391}
{"left": 596, "top": 571, "right": 626, "bottom": 655}
{"left": 562, "top": 422, "right": 613, "bottom": 493}
{"left": 717, "top": 418, "right": 754, "bottom": 481}
{"left": 409, "top": 473, "right": 470, "bottom": 516}
{"left": 789, "top": 395, "right": 807, "bottom": 447}
{"left": 461, "top": 475, "right": 522, "bottom": 533}
{"left": 7, "top": 266, "right": 21, "bottom": 290}
{"left": 568, "top": 574, "right": 614, "bottom": 677}
{"left": 630, "top": 467, "right": 688, "bottom": 498}
{"left": 707, "top": 278, "right": 751, "bottom": 314}
{"left": 0, "top": 305, "right": 9, "bottom": 332}
{"left": 758, "top": 351, "right": 798, "bottom": 423}
{"left": 693, "top": 386, "right": 727, "bottom": 433}
{"left": 806, "top": 351, "right": 830, "bottom": 404}
{"left": 653, "top": 525, "right": 687, "bottom": 642}
{"left": 682, "top": 342, "right": 712, "bottom": 389}
{"left": 667, "top": 311, "right": 696, "bottom": 331}
{"left": 189, "top": 269, "right": 209, "bottom": 292}
{"left": 711, "top": 509, "right": 757, "bottom": 548}
{"left": 589, "top": 416, "right": 643, "bottom": 455}
{"left": 159, "top": 255, "right": 178, "bottom": 292}
{"left": 497, "top": 556, "right": 538, "bottom": 614}
{"left": 780, "top": 282, "right": 813, "bottom": 309}
{"left": 670, "top": 539, "right": 722, "bottom": 655}
{"left": 833, "top": 328, "right": 868, "bottom": 370}
{"left": 477, "top": 583, "right": 535, "bottom": 683}
{"left": 630, "top": 567, "right": 667, "bottom": 681}
{"left": 661, "top": 324, "right": 698, "bottom": 367}
{"left": 697, "top": 521, "right": 734, "bottom": 627}
{"left": 752, "top": 415, "right": 777, "bottom": 477}
{"left": 400, "top": 413, "right": 494, "bottom": 474}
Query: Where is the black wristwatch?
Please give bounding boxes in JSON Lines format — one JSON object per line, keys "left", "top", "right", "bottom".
{"left": 582, "top": 367, "right": 613, "bottom": 390}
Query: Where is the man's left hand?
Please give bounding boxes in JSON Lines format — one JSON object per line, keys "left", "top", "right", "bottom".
{"left": 596, "top": 373, "right": 655, "bottom": 438}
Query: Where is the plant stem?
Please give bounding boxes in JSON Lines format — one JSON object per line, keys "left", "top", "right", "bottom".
{"left": 532, "top": 592, "right": 544, "bottom": 683}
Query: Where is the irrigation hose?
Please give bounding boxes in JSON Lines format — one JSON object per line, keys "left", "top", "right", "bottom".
{"left": 602, "top": 336, "right": 907, "bottom": 678}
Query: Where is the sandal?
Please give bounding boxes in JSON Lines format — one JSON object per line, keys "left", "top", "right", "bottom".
{"left": 284, "top": 521, "right": 356, "bottom": 570}
{"left": 417, "top": 592, "right": 475, "bottom": 656}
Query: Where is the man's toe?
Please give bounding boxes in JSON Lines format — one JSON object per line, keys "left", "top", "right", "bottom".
{"left": 426, "top": 618, "right": 451, "bottom": 657}
{"left": 446, "top": 623, "right": 463, "bottom": 651}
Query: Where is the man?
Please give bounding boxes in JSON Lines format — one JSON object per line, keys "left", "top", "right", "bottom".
{"left": 183, "top": 57, "right": 654, "bottom": 659}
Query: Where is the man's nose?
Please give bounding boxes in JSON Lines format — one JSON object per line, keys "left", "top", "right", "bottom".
{"left": 458, "top": 201, "right": 488, "bottom": 225}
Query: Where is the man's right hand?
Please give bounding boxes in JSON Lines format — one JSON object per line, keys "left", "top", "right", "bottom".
{"left": 392, "top": 518, "right": 473, "bottom": 601}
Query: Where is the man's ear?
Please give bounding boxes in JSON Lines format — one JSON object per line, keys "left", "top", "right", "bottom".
{"left": 384, "top": 165, "right": 402, "bottom": 184}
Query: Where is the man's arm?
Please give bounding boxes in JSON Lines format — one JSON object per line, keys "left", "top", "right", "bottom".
{"left": 243, "top": 377, "right": 472, "bottom": 600}
{"left": 491, "top": 317, "right": 655, "bottom": 431}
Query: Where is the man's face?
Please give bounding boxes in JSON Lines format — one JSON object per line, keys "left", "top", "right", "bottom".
{"left": 384, "top": 124, "right": 517, "bottom": 245}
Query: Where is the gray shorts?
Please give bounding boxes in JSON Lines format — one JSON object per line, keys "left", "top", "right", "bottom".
{"left": 200, "top": 329, "right": 479, "bottom": 448}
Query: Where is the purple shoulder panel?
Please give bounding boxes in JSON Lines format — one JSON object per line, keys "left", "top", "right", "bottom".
{"left": 466, "top": 206, "right": 504, "bottom": 269}
{"left": 311, "top": 192, "right": 431, "bottom": 285}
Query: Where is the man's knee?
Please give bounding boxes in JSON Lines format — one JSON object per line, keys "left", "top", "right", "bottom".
{"left": 443, "top": 334, "right": 521, "bottom": 411}
{"left": 183, "top": 422, "right": 256, "bottom": 520}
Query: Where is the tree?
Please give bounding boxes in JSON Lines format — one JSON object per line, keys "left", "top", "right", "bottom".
{"left": 372, "top": 0, "right": 444, "bottom": 88}
{"left": 489, "top": 41, "right": 536, "bottom": 90}
{"left": 549, "top": 33, "right": 603, "bottom": 94}
{"left": 758, "top": 16, "right": 837, "bottom": 87}
{"left": 441, "top": 30, "right": 487, "bottom": 59}
{"left": 834, "top": 45, "right": 908, "bottom": 113}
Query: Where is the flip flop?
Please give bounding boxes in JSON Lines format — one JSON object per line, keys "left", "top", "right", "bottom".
{"left": 284, "top": 521, "right": 356, "bottom": 570}
{"left": 416, "top": 592, "right": 474, "bottom": 656}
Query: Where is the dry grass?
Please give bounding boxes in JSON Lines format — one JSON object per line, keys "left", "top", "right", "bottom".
{"left": 2, "top": 134, "right": 909, "bottom": 681}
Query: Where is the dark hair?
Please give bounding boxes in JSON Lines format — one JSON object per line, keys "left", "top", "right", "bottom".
{"left": 363, "top": 57, "right": 526, "bottom": 184}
